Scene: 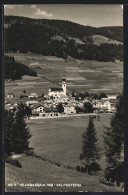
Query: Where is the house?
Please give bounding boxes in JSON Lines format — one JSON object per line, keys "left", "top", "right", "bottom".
{"left": 93, "top": 101, "right": 103, "bottom": 109}
{"left": 26, "top": 100, "right": 38, "bottom": 107}
{"left": 48, "top": 76, "right": 66, "bottom": 99}
{"left": 7, "top": 93, "right": 15, "bottom": 98}
{"left": 44, "top": 107, "right": 59, "bottom": 117}
{"left": 103, "top": 101, "right": 111, "bottom": 110}
{"left": 33, "top": 105, "right": 44, "bottom": 113}
{"left": 32, "top": 110, "right": 39, "bottom": 117}
{"left": 107, "top": 95, "right": 117, "bottom": 100}
{"left": 93, "top": 99, "right": 116, "bottom": 112}
{"left": 29, "top": 93, "right": 38, "bottom": 99}
{"left": 64, "top": 104, "right": 76, "bottom": 115}
{"left": 57, "top": 95, "right": 69, "bottom": 102}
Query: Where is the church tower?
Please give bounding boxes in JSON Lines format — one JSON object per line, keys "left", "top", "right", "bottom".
{"left": 62, "top": 75, "right": 66, "bottom": 95}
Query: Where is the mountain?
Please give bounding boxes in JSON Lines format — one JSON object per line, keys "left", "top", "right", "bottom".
{"left": 4, "top": 16, "right": 123, "bottom": 62}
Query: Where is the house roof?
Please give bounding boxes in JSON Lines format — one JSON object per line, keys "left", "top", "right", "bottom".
{"left": 44, "top": 107, "right": 51, "bottom": 112}
{"left": 33, "top": 105, "right": 43, "bottom": 109}
{"left": 50, "top": 87, "right": 63, "bottom": 92}
{"left": 7, "top": 93, "right": 14, "bottom": 95}
{"left": 64, "top": 104, "right": 74, "bottom": 107}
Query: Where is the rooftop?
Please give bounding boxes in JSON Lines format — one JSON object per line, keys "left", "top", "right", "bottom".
{"left": 49, "top": 87, "right": 63, "bottom": 92}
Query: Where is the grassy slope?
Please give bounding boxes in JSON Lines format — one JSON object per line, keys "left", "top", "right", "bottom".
{"left": 5, "top": 53, "right": 123, "bottom": 99}
{"left": 5, "top": 155, "right": 122, "bottom": 192}
{"left": 5, "top": 115, "right": 123, "bottom": 192}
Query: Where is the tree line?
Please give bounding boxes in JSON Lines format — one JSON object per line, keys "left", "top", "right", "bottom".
{"left": 4, "top": 15, "right": 123, "bottom": 42}
{"left": 4, "top": 18, "right": 123, "bottom": 62}
{"left": 5, "top": 55, "right": 37, "bottom": 80}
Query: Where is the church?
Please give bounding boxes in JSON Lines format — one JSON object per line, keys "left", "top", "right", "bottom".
{"left": 48, "top": 76, "right": 66, "bottom": 99}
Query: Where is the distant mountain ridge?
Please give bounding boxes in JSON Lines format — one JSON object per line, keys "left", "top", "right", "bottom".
{"left": 4, "top": 15, "right": 123, "bottom": 62}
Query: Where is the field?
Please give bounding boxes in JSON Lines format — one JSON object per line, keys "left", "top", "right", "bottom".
{"left": 5, "top": 114, "right": 123, "bottom": 192}
{"left": 5, "top": 115, "right": 123, "bottom": 192}
{"left": 28, "top": 115, "right": 111, "bottom": 168}
{"left": 5, "top": 53, "right": 123, "bottom": 98}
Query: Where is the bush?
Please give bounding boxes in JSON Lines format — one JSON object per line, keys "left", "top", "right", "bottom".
{"left": 24, "top": 150, "right": 35, "bottom": 156}
{"left": 6, "top": 157, "right": 22, "bottom": 168}
{"left": 81, "top": 166, "right": 87, "bottom": 173}
{"left": 89, "top": 162, "right": 101, "bottom": 172}
{"left": 76, "top": 165, "right": 81, "bottom": 172}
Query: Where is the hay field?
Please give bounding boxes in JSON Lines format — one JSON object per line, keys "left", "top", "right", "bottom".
{"left": 5, "top": 53, "right": 123, "bottom": 96}
{"left": 28, "top": 114, "right": 111, "bottom": 169}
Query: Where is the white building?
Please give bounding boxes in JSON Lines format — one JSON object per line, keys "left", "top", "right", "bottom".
{"left": 7, "top": 93, "right": 15, "bottom": 98}
{"left": 48, "top": 76, "right": 66, "bottom": 99}
{"left": 64, "top": 104, "right": 76, "bottom": 115}
{"left": 26, "top": 100, "right": 38, "bottom": 107}
{"left": 33, "top": 105, "right": 44, "bottom": 113}
{"left": 107, "top": 95, "right": 117, "bottom": 100}
{"left": 29, "top": 93, "right": 38, "bottom": 99}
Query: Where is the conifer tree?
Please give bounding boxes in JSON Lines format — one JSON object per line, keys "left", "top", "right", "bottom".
{"left": 5, "top": 103, "right": 32, "bottom": 155}
{"left": 104, "top": 94, "right": 124, "bottom": 184}
{"left": 80, "top": 118, "right": 100, "bottom": 172}
{"left": 11, "top": 104, "right": 31, "bottom": 153}
{"left": 5, "top": 110, "right": 14, "bottom": 155}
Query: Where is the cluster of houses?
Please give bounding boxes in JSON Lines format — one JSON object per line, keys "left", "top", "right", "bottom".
{"left": 5, "top": 76, "right": 118, "bottom": 118}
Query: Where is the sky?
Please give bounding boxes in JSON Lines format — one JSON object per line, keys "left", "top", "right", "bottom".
{"left": 4, "top": 4, "right": 123, "bottom": 27}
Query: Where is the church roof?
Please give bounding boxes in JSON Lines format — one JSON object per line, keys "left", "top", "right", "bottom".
{"left": 50, "top": 87, "right": 63, "bottom": 92}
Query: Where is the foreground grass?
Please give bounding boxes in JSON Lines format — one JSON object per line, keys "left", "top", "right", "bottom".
{"left": 5, "top": 155, "right": 122, "bottom": 192}
{"left": 28, "top": 115, "right": 111, "bottom": 169}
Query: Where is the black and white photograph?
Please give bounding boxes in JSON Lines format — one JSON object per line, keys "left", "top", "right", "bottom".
{"left": 4, "top": 4, "right": 124, "bottom": 192}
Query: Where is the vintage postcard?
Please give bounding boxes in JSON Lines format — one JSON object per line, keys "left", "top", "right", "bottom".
{"left": 4, "top": 4, "right": 124, "bottom": 192}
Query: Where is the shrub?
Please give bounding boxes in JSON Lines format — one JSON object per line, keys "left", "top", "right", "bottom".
{"left": 24, "top": 150, "right": 35, "bottom": 156}
{"left": 81, "top": 166, "right": 87, "bottom": 173}
{"left": 89, "top": 162, "right": 101, "bottom": 172}
{"left": 76, "top": 165, "right": 81, "bottom": 172}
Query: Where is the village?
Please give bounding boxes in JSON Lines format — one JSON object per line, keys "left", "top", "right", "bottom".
{"left": 5, "top": 76, "right": 118, "bottom": 119}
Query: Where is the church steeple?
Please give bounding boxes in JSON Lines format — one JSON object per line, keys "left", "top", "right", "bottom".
{"left": 62, "top": 75, "right": 66, "bottom": 95}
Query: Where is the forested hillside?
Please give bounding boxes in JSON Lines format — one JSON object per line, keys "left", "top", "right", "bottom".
{"left": 5, "top": 55, "right": 37, "bottom": 80}
{"left": 4, "top": 16, "right": 123, "bottom": 62}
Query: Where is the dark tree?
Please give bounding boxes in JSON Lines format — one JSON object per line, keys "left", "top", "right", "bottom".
{"left": 25, "top": 106, "right": 32, "bottom": 119}
{"left": 11, "top": 104, "right": 31, "bottom": 153}
{"left": 5, "top": 110, "right": 14, "bottom": 155}
{"left": 83, "top": 102, "right": 93, "bottom": 113}
{"left": 99, "top": 92, "right": 107, "bottom": 99}
{"left": 57, "top": 103, "right": 64, "bottom": 113}
{"left": 104, "top": 94, "right": 124, "bottom": 184}
{"left": 80, "top": 118, "right": 100, "bottom": 172}
{"left": 5, "top": 103, "right": 32, "bottom": 155}
{"left": 84, "top": 92, "right": 90, "bottom": 98}
{"left": 72, "top": 89, "right": 76, "bottom": 97}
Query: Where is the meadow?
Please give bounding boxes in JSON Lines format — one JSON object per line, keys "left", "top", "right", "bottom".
{"left": 28, "top": 114, "right": 111, "bottom": 169}
{"left": 5, "top": 53, "right": 123, "bottom": 98}
{"left": 6, "top": 114, "right": 123, "bottom": 192}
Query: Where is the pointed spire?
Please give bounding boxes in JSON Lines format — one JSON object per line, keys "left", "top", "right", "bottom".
{"left": 62, "top": 75, "right": 66, "bottom": 82}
